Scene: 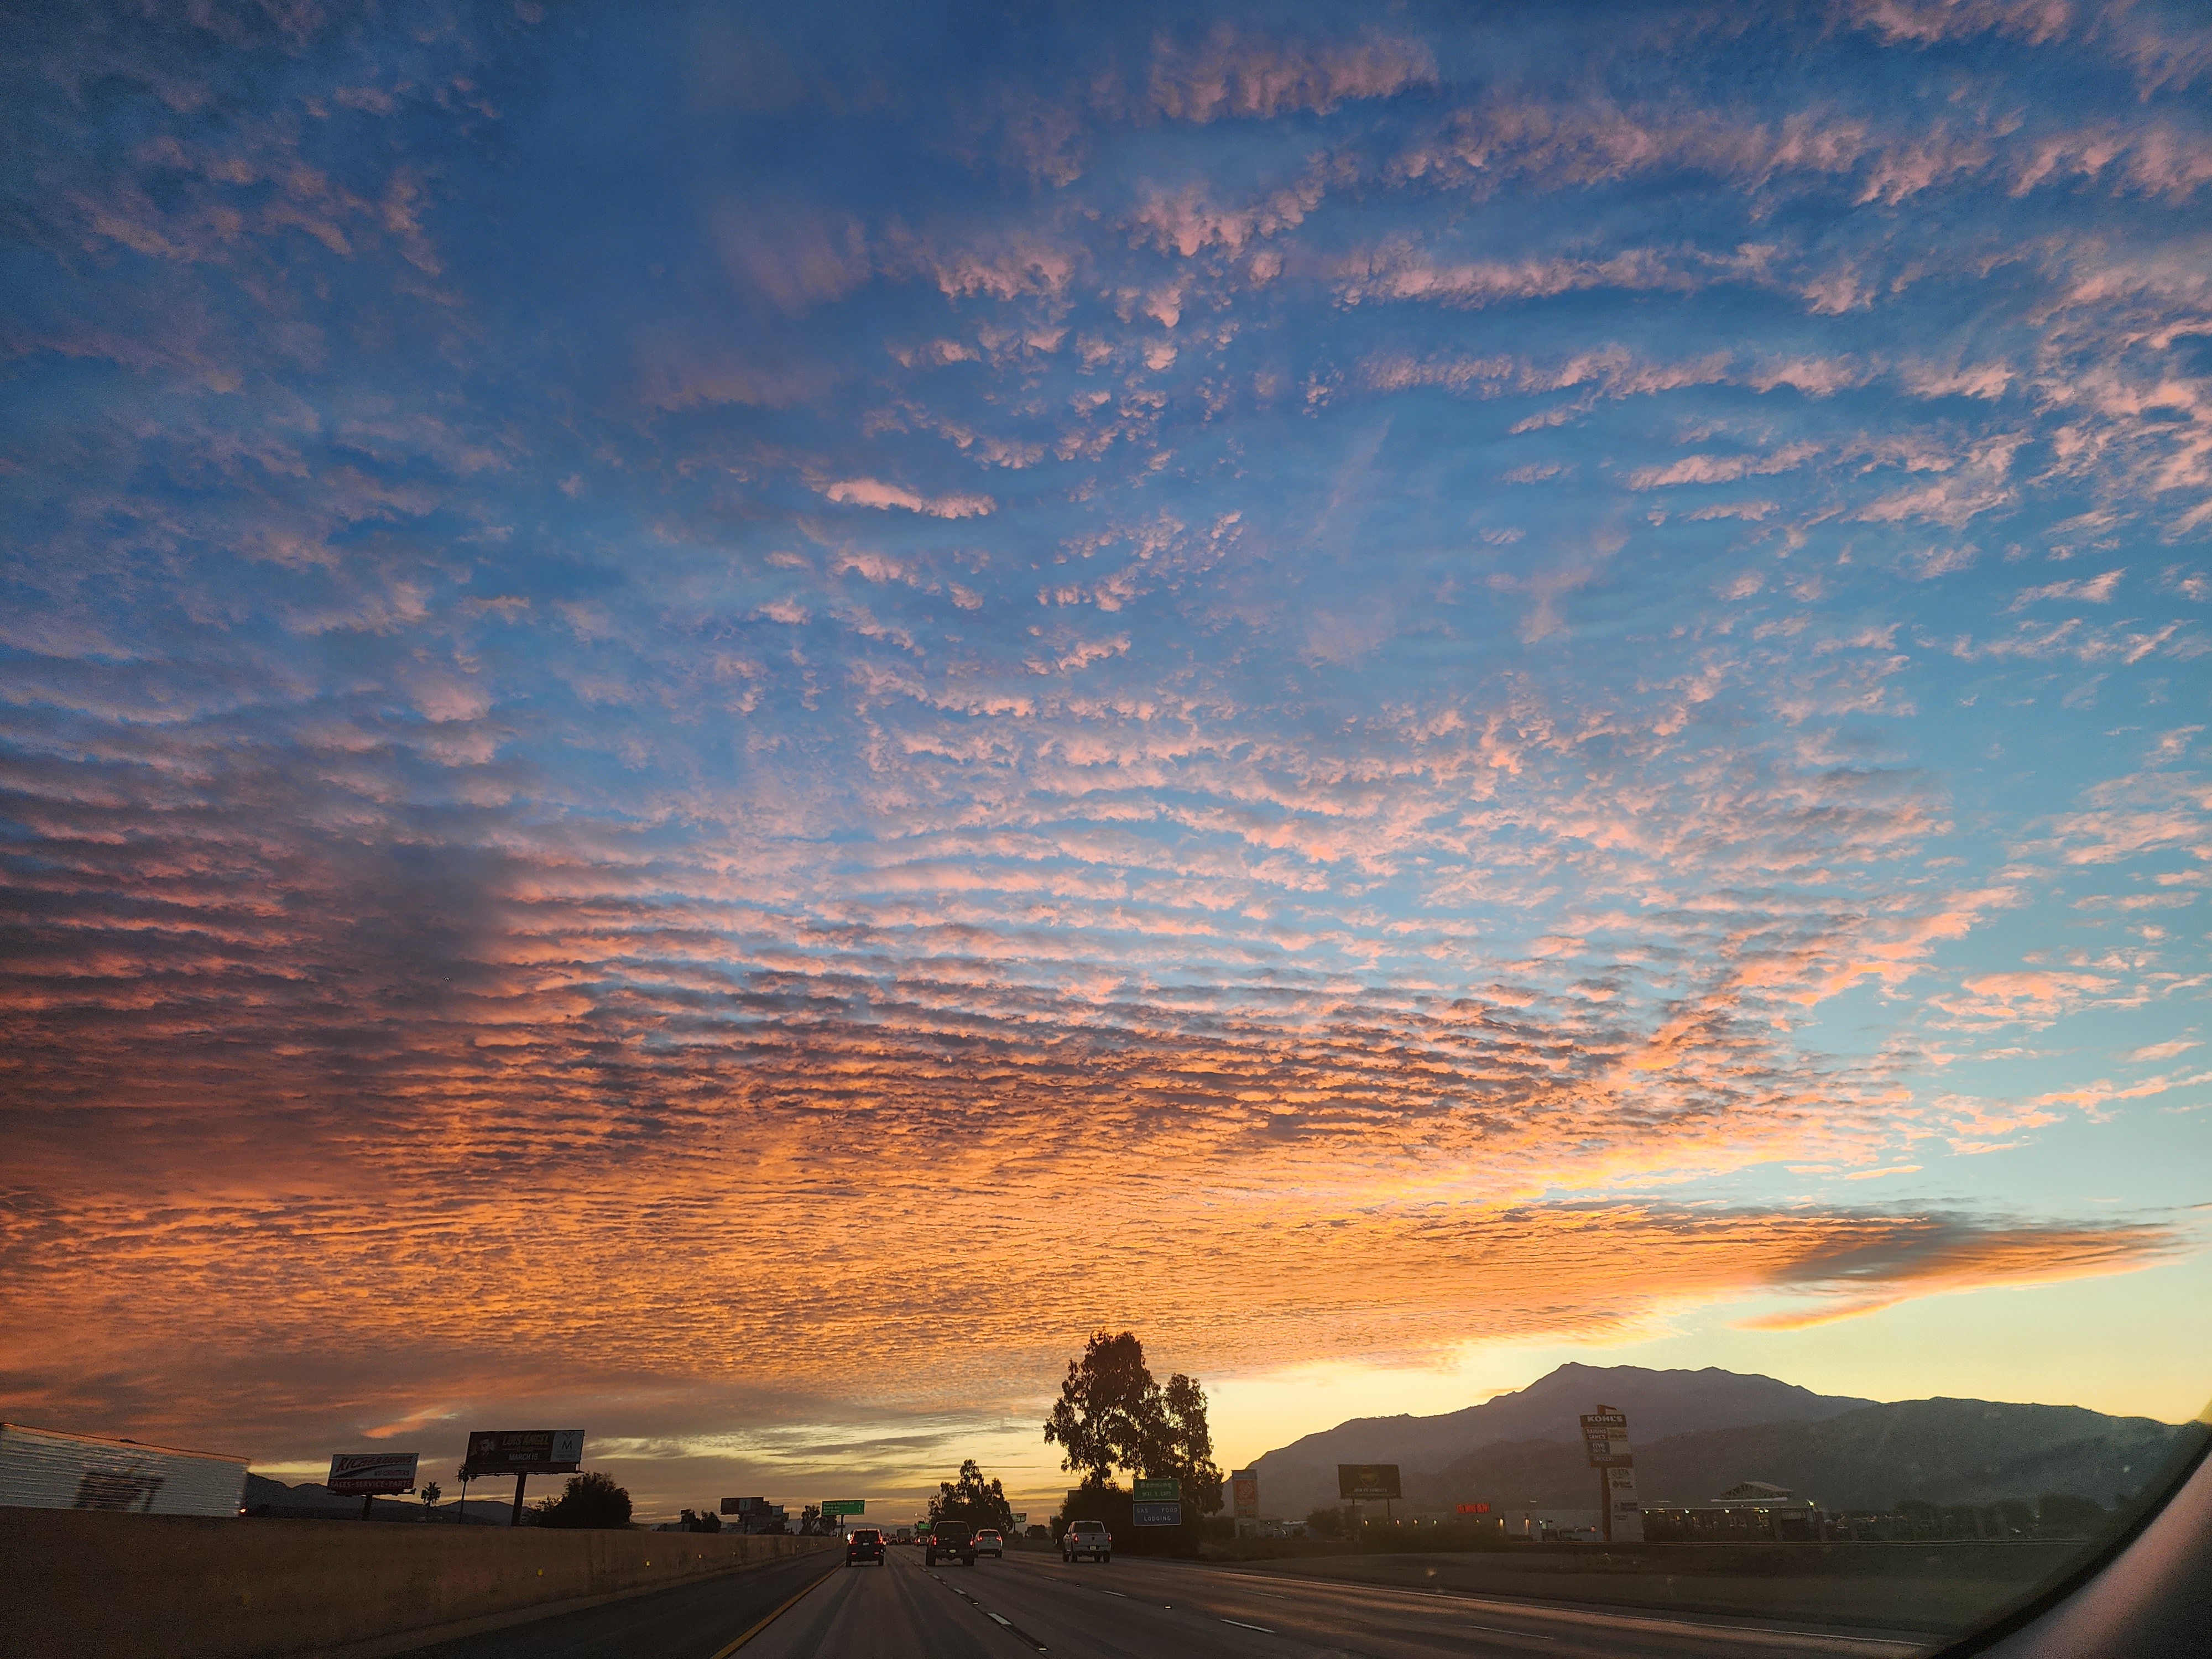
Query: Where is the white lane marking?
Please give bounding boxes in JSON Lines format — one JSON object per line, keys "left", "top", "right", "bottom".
{"left": 1099, "top": 1589, "right": 1127, "bottom": 1598}
{"left": 989, "top": 1613, "right": 1012, "bottom": 1626}
{"left": 1221, "top": 1618, "right": 1275, "bottom": 1633}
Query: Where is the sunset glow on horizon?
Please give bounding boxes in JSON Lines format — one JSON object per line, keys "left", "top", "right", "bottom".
{"left": 4, "top": 0, "right": 2209, "bottom": 1520}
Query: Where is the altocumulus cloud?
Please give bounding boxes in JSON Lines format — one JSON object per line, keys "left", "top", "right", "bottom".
{"left": 2, "top": 0, "right": 2208, "bottom": 1499}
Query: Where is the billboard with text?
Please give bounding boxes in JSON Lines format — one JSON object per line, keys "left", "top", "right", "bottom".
{"left": 461, "top": 1429, "right": 584, "bottom": 1477}
{"left": 1337, "top": 1463, "right": 1401, "bottom": 1500}
{"left": 326, "top": 1452, "right": 419, "bottom": 1495}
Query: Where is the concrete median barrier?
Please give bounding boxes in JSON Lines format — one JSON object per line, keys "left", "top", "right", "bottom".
{"left": 0, "top": 1508, "right": 835, "bottom": 1658}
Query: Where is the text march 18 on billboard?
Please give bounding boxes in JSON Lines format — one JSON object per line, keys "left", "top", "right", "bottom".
{"left": 325, "top": 1452, "right": 419, "bottom": 1496}
{"left": 1337, "top": 1464, "right": 1401, "bottom": 1501}
{"left": 461, "top": 1430, "right": 585, "bottom": 1477}
{"left": 1230, "top": 1469, "right": 1259, "bottom": 1520}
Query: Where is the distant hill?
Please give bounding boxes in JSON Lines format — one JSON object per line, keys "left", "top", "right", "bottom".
{"left": 244, "top": 1473, "right": 513, "bottom": 1525}
{"left": 1249, "top": 1363, "right": 1874, "bottom": 1518}
{"left": 1410, "top": 1398, "right": 2194, "bottom": 1512}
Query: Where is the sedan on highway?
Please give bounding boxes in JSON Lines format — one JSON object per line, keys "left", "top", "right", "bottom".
{"left": 844, "top": 1527, "right": 885, "bottom": 1567}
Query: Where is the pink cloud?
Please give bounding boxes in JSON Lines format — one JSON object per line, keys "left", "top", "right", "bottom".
{"left": 822, "top": 478, "right": 997, "bottom": 518}
{"left": 2012, "top": 569, "right": 2124, "bottom": 608}
{"left": 1147, "top": 27, "right": 1435, "bottom": 123}
{"left": 1335, "top": 242, "right": 1694, "bottom": 309}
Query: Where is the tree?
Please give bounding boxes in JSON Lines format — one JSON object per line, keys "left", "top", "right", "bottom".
{"left": 679, "top": 1507, "right": 722, "bottom": 1533}
{"left": 930, "top": 1458, "right": 1018, "bottom": 1532}
{"left": 1147, "top": 1370, "right": 1225, "bottom": 1517}
{"left": 1043, "top": 1330, "right": 1223, "bottom": 1515}
{"left": 420, "top": 1480, "right": 442, "bottom": 1520}
{"left": 531, "top": 1470, "right": 633, "bottom": 1530}
{"left": 1045, "top": 1330, "right": 1156, "bottom": 1486}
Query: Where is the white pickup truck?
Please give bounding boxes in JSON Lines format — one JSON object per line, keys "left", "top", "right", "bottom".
{"left": 1060, "top": 1518, "right": 1112, "bottom": 1562}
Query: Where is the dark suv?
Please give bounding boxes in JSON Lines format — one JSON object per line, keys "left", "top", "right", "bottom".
{"left": 925, "top": 1520, "right": 977, "bottom": 1567}
{"left": 845, "top": 1527, "right": 884, "bottom": 1567}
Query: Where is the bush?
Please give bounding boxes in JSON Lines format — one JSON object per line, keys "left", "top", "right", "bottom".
{"left": 531, "top": 1470, "right": 633, "bottom": 1530}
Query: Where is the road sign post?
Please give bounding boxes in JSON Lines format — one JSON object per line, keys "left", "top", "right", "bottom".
{"left": 1579, "top": 1407, "right": 1638, "bottom": 1545}
{"left": 1132, "top": 1478, "right": 1181, "bottom": 1529}
{"left": 1231, "top": 1468, "right": 1258, "bottom": 1535}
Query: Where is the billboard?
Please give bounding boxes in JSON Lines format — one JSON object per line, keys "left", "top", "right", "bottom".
{"left": 1455, "top": 1501, "right": 1491, "bottom": 1515}
{"left": 326, "top": 1452, "right": 419, "bottom": 1495}
{"left": 721, "top": 1496, "right": 766, "bottom": 1516}
{"left": 1337, "top": 1463, "right": 1401, "bottom": 1500}
{"left": 460, "top": 1430, "right": 585, "bottom": 1477}
{"left": 1579, "top": 1408, "right": 1633, "bottom": 1468}
{"left": 1230, "top": 1469, "right": 1259, "bottom": 1520}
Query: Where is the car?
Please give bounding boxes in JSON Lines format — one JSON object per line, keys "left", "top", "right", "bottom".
{"left": 845, "top": 1527, "right": 885, "bottom": 1567}
{"left": 1061, "top": 1519, "right": 1111, "bottom": 1563}
{"left": 974, "top": 1527, "right": 1004, "bottom": 1558}
{"left": 925, "top": 1520, "right": 977, "bottom": 1567}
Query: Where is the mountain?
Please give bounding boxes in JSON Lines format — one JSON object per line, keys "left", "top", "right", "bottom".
{"left": 1409, "top": 1399, "right": 2194, "bottom": 1512}
{"left": 1249, "top": 1363, "right": 1874, "bottom": 1519}
{"left": 243, "top": 1473, "right": 513, "bottom": 1524}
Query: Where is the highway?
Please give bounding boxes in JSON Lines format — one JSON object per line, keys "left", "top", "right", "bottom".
{"left": 409, "top": 1546, "right": 839, "bottom": 1659}
{"left": 732, "top": 1545, "right": 1934, "bottom": 1659}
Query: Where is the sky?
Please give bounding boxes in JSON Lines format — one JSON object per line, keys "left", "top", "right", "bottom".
{"left": 3, "top": 0, "right": 2209, "bottom": 1524}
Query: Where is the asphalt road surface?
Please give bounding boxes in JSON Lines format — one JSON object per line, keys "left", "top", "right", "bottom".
{"left": 731, "top": 1546, "right": 1937, "bottom": 1658}
{"left": 409, "top": 1546, "right": 840, "bottom": 1659}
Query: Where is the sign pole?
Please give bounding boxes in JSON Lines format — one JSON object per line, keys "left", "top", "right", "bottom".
{"left": 1599, "top": 1467, "right": 1610, "bottom": 1544}
{"left": 512, "top": 1472, "right": 527, "bottom": 1527}
{"left": 362, "top": 1494, "right": 374, "bottom": 1523}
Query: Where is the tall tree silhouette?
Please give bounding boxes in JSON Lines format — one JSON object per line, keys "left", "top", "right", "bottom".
{"left": 1044, "top": 1329, "right": 1223, "bottom": 1512}
{"left": 930, "top": 1458, "right": 1017, "bottom": 1531}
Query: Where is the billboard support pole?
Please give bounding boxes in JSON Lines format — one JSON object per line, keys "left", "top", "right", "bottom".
{"left": 361, "top": 1494, "right": 373, "bottom": 1522}
{"left": 511, "top": 1472, "right": 527, "bottom": 1527}
{"left": 1599, "top": 1468, "right": 1610, "bottom": 1544}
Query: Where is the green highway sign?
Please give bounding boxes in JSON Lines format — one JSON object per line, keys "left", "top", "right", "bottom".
{"left": 1133, "top": 1478, "right": 1181, "bottom": 1503}
{"left": 822, "top": 1499, "right": 865, "bottom": 1516}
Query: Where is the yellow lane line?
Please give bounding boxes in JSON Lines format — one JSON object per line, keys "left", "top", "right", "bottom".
{"left": 707, "top": 1559, "right": 842, "bottom": 1658}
